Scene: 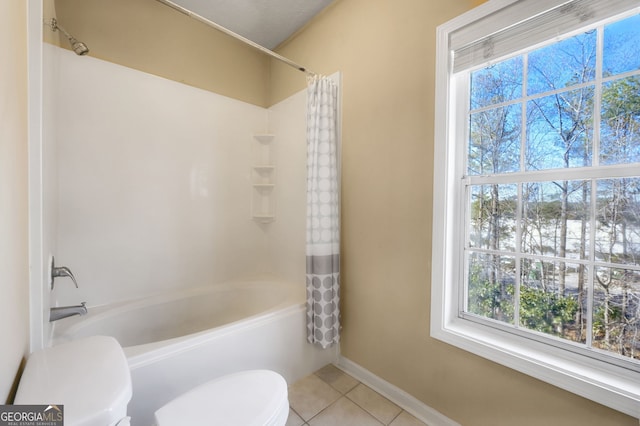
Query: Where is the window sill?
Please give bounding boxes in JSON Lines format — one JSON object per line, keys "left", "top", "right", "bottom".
{"left": 431, "top": 315, "right": 640, "bottom": 419}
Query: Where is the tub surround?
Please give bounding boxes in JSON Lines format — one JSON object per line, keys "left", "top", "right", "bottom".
{"left": 46, "top": 45, "right": 307, "bottom": 314}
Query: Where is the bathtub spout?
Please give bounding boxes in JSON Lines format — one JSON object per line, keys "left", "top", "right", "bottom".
{"left": 50, "top": 302, "right": 87, "bottom": 322}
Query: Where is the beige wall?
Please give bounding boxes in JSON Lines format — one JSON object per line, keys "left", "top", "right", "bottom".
{"left": 54, "top": 0, "right": 271, "bottom": 107}
{"left": 0, "top": 0, "right": 30, "bottom": 404}
{"left": 271, "top": 1, "right": 637, "bottom": 425}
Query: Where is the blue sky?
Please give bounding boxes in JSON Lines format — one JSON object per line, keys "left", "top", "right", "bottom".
{"left": 468, "top": 12, "right": 640, "bottom": 175}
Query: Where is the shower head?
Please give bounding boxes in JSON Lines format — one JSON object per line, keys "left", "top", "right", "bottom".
{"left": 47, "top": 18, "right": 89, "bottom": 56}
{"left": 68, "top": 38, "right": 90, "bottom": 56}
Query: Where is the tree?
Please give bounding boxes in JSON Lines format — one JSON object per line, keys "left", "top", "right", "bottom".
{"left": 527, "top": 31, "right": 595, "bottom": 297}
{"left": 601, "top": 76, "right": 640, "bottom": 165}
{"left": 468, "top": 59, "right": 522, "bottom": 323}
{"left": 466, "top": 25, "right": 640, "bottom": 358}
{"left": 591, "top": 76, "right": 640, "bottom": 355}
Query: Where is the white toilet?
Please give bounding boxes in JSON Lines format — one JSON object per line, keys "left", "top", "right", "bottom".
{"left": 14, "top": 336, "right": 289, "bottom": 426}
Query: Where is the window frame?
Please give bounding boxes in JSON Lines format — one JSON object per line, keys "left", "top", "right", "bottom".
{"left": 431, "top": 0, "right": 640, "bottom": 418}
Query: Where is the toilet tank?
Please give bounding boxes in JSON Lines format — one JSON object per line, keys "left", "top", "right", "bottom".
{"left": 15, "top": 336, "right": 132, "bottom": 426}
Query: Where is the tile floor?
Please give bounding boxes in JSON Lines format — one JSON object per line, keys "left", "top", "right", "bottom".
{"left": 287, "top": 364, "right": 427, "bottom": 426}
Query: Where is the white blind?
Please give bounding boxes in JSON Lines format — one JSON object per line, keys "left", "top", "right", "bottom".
{"left": 451, "top": 0, "right": 640, "bottom": 73}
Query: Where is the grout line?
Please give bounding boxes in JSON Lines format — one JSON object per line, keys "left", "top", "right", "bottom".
{"left": 289, "top": 406, "right": 305, "bottom": 424}
{"left": 388, "top": 410, "right": 404, "bottom": 426}
{"left": 315, "top": 366, "right": 394, "bottom": 425}
{"left": 344, "top": 386, "right": 405, "bottom": 426}
{"left": 294, "top": 364, "right": 409, "bottom": 426}
{"left": 305, "top": 395, "right": 344, "bottom": 425}
{"left": 342, "top": 394, "right": 388, "bottom": 426}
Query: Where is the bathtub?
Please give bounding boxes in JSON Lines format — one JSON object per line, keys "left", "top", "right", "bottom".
{"left": 51, "top": 279, "right": 338, "bottom": 426}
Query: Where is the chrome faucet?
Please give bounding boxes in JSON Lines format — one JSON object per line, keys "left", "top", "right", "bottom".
{"left": 50, "top": 302, "right": 87, "bottom": 322}
{"left": 50, "top": 256, "right": 78, "bottom": 289}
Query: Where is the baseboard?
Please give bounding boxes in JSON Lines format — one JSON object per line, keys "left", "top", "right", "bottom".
{"left": 336, "top": 356, "right": 460, "bottom": 426}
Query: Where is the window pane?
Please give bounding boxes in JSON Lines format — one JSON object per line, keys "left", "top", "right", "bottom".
{"left": 528, "top": 31, "right": 596, "bottom": 96}
{"left": 468, "top": 252, "right": 515, "bottom": 324}
{"left": 593, "top": 267, "right": 640, "bottom": 361}
{"left": 600, "top": 76, "right": 640, "bottom": 165}
{"left": 469, "top": 184, "right": 517, "bottom": 251}
{"left": 596, "top": 178, "right": 640, "bottom": 266}
{"left": 603, "top": 13, "right": 640, "bottom": 77}
{"left": 520, "top": 259, "right": 587, "bottom": 343}
{"left": 470, "top": 56, "right": 523, "bottom": 110}
{"left": 521, "top": 181, "right": 590, "bottom": 259}
{"left": 460, "top": 9, "right": 640, "bottom": 369}
{"left": 526, "top": 87, "right": 594, "bottom": 170}
{"left": 468, "top": 105, "right": 521, "bottom": 175}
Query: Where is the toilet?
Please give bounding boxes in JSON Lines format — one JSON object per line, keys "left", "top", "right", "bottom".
{"left": 14, "top": 336, "right": 289, "bottom": 426}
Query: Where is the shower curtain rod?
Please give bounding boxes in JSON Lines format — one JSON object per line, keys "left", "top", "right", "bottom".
{"left": 155, "top": 0, "right": 316, "bottom": 76}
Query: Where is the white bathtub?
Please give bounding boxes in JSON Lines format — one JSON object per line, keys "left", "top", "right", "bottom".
{"left": 51, "top": 280, "right": 338, "bottom": 426}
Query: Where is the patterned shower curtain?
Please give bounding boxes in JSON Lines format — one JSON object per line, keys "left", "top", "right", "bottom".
{"left": 306, "top": 75, "right": 340, "bottom": 349}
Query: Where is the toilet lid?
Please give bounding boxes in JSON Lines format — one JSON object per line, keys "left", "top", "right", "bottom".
{"left": 154, "top": 370, "right": 289, "bottom": 426}
{"left": 14, "top": 336, "right": 132, "bottom": 426}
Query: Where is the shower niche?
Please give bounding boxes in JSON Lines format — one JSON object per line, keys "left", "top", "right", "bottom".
{"left": 251, "top": 134, "right": 276, "bottom": 223}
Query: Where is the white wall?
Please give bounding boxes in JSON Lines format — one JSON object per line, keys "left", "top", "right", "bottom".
{"left": 49, "top": 45, "right": 308, "bottom": 312}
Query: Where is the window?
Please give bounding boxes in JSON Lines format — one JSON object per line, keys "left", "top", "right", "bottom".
{"left": 432, "top": 0, "right": 640, "bottom": 418}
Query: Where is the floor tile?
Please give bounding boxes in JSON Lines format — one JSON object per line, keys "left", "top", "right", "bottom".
{"left": 389, "top": 411, "right": 428, "bottom": 426}
{"left": 308, "top": 396, "right": 384, "bottom": 426}
{"left": 314, "top": 364, "right": 359, "bottom": 394}
{"left": 288, "top": 373, "right": 341, "bottom": 421}
{"left": 289, "top": 365, "right": 426, "bottom": 426}
{"left": 285, "top": 408, "right": 305, "bottom": 426}
{"left": 347, "top": 383, "right": 402, "bottom": 425}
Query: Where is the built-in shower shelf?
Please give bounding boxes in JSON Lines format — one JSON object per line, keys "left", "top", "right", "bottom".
{"left": 251, "top": 134, "right": 276, "bottom": 222}
{"left": 251, "top": 166, "right": 276, "bottom": 175}
{"left": 253, "top": 134, "right": 275, "bottom": 143}
{"left": 251, "top": 167, "right": 276, "bottom": 184}
{"left": 252, "top": 214, "right": 276, "bottom": 223}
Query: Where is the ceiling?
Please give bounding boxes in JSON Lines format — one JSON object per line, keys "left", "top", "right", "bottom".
{"left": 170, "top": 0, "right": 336, "bottom": 49}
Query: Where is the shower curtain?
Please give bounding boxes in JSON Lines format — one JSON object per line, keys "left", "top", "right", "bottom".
{"left": 306, "top": 75, "right": 340, "bottom": 349}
